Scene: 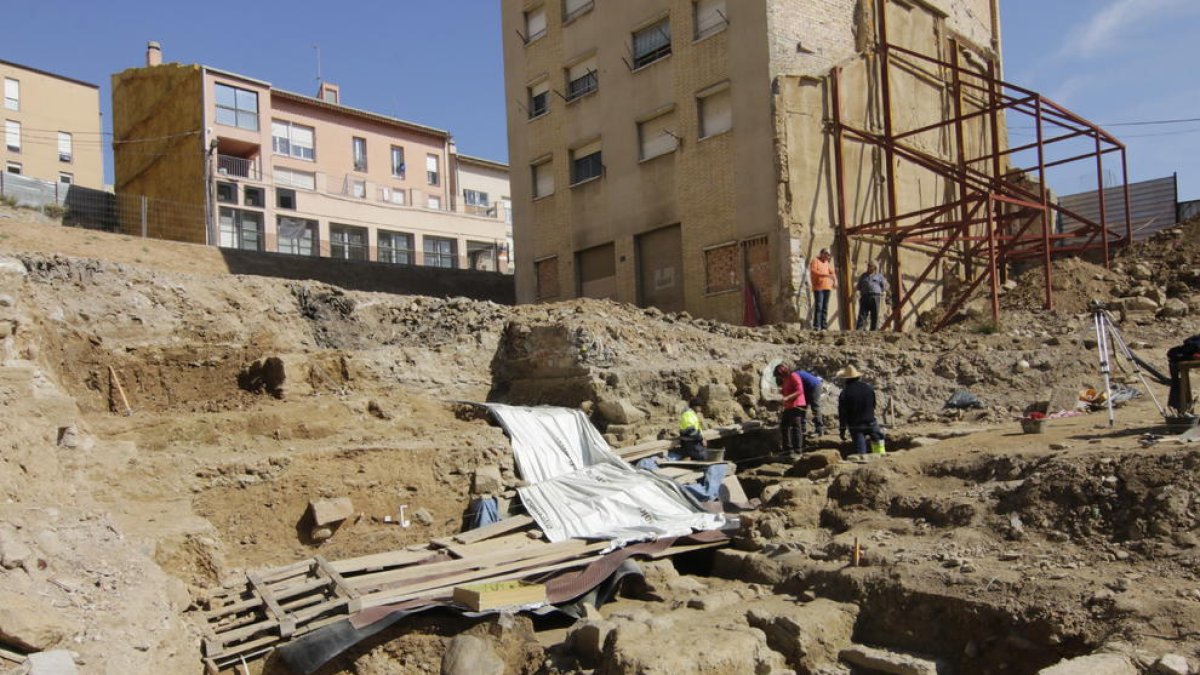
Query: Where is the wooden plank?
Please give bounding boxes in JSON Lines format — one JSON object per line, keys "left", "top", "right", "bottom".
{"left": 205, "top": 577, "right": 329, "bottom": 622}
{"left": 314, "top": 555, "right": 362, "bottom": 612}
{"left": 348, "top": 539, "right": 594, "bottom": 593}
{"left": 355, "top": 541, "right": 610, "bottom": 609}
{"left": 443, "top": 532, "right": 543, "bottom": 560}
{"left": 0, "top": 645, "right": 26, "bottom": 664}
{"left": 329, "top": 548, "right": 438, "bottom": 575}
{"left": 449, "top": 515, "right": 535, "bottom": 545}
{"left": 248, "top": 572, "right": 296, "bottom": 638}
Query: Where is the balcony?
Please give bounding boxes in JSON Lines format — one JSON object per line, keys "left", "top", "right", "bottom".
{"left": 217, "top": 154, "right": 260, "bottom": 180}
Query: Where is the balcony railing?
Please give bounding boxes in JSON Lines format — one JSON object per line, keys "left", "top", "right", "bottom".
{"left": 216, "top": 155, "right": 260, "bottom": 180}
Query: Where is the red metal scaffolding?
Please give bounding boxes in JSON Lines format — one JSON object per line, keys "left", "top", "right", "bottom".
{"left": 830, "top": 0, "right": 1133, "bottom": 332}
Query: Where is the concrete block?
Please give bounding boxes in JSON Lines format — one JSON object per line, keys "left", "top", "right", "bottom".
{"left": 1039, "top": 653, "right": 1138, "bottom": 675}
{"left": 840, "top": 645, "right": 939, "bottom": 675}
{"left": 307, "top": 497, "right": 354, "bottom": 527}
{"left": 24, "top": 650, "right": 78, "bottom": 675}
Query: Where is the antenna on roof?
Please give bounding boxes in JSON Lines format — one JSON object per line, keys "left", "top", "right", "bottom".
{"left": 313, "top": 44, "right": 322, "bottom": 84}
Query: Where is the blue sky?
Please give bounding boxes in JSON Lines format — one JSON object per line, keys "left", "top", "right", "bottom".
{"left": 3, "top": 0, "right": 1197, "bottom": 199}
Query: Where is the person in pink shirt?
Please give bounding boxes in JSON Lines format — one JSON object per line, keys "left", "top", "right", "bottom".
{"left": 774, "top": 364, "right": 808, "bottom": 454}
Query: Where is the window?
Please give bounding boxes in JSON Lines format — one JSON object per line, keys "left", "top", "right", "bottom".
{"left": 564, "top": 0, "right": 594, "bottom": 22}
{"left": 3, "top": 79, "right": 17, "bottom": 111}
{"left": 381, "top": 187, "right": 406, "bottom": 205}
{"left": 276, "top": 188, "right": 297, "bottom": 210}
{"left": 216, "top": 182, "right": 238, "bottom": 204}
{"left": 349, "top": 178, "right": 366, "bottom": 198}
{"left": 277, "top": 216, "right": 318, "bottom": 256}
{"left": 5, "top": 120, "right": 20, "bottom": 153}
{"left": 59, "top": 172, "right": 73, "bottom": 185}
{"left": 528, "top": 81, "right": 549, "bottom": 119}
{"left": 5, "top": 162, "right": 20, "bottom": 175}
{"left": 378, "top": 230, "right": 414, "bottom": 265}
{"left": 244, "top": 186, "right": 265, "bottom": 207}
{"left": 423, "top": 236, "right": 457, "bottom": 269}
{"left": 214, "top": 83, "right": 259, "bottom": 131}
{"left": 532, "top": 159, "right": 554, "bottom": 198}
{"left": 698, "top": 83, "right": 732, "bottom": 138}
{"left": 464, "top": 189, "right": 490, "bottom": 215}
{"left": 633, "top": 18, "right": 672, "bottom": 69}
{"left": 426, "top": 154, "right": 439, "bottom": 185}
{"left": 463, "top": 189, "right": 489, "bottom": 207}
{"left": 638, "top": 110, "right": 678, "bottom": 161}
{"left": 536, "top": 257, "right": 560, "bottom": 300}
{"left": 218, "top": 208, "right": 263, "bottom": 251}
{"left": 57, "top": 132, "right": 72, "bottom": 162}
{"left": 704, "top": 243, "right": 739, "bottom": 293}
{"left": 391, "top": 146, "right": 406, "bottom": 177}
{"left": 524, "top": 6, "right": 547, "bottom": 43}
{"left": 565, "top": 57, "right": 597, "bottom": 101}
{"left": 467, "top": 241, "right": 498, "bottom": 271}
{"left": 352, "top": 137, "right": 367, "bottom": 171}
{"left": 329, "top": 224, "right": 368, "bottom": 261}
{"left": 694, "top": 0, "right": 728, "bottom": 40}
{"left": 427, "top": 195, "right": 441, "bottom": 210}
{"left": 570, "top": 140, "right": 602, "bottom": 185}
{"left": 274, "top": 167, "right": 316, "bottom": 191}
{"left": 271, "top": 120, "right": 315, "bottom": 160}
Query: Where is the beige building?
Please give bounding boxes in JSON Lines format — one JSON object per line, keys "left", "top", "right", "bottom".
{"left": 0, "top": 59, "right": 103, "bottom": 189}
{"left": 112, "top": 43, "right": 511, "bottom": 272}
{"left": 502, "top": 0, "right": 1002, "bottom": 326}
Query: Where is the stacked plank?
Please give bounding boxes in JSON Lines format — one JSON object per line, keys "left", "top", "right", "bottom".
{"left": 200, "top": 422, "right": 759, "bottom": 672}
{"left": 200, "top": 515, "right": 726, "bottom": 672}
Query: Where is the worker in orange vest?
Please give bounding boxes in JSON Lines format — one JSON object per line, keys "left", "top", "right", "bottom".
{"left": 810, "top": 248, "right": 837, "bottom": 330}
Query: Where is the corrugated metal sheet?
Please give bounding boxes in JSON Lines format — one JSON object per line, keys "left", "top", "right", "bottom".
{"left": 1058, "top": 175, "right": 1178, "bottom": 241}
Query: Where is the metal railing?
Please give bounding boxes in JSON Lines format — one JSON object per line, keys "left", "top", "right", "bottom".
{"left": 217, "top": 155, "right": 260, "bottom": 180}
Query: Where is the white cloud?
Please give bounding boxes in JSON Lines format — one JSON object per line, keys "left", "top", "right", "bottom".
{"left": 1062, "top": 0, "right": 1192, "bottom": 58}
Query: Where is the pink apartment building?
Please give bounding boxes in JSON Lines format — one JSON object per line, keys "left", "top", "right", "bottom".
{"left": 112, "top": 43, "right": 511, "bottom": 272}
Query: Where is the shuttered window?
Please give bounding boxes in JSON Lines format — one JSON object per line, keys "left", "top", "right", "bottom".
{"left": 564, "top": 0, "right": 593, "bottom": 22}
{"left": 529, "top": 80, "right": 550, "bottom": 118}
{"left": 57, "top": 132, "right": 72, "bottom": 162}
{"left": 532, "top": 160, "right": 554, "bottom": 198}
{"left": 698, "top": 85, "right": 732, "bottom": 139}
{"left": 5, "top": 120, "right": 19, "bottom": 152}
{"left": 571, "top": 140, "right": 602, "bottom": 184}
{"left": 638, "top": 111, "right": 678, "bottom": 161}
{"left": 3, "top": 79, "right": 18, "bottom": 111}
{"left": 525, "top": 7, "right": 547, "bottom": 42}
{"left": 633, "top": 18, "right": 671, "bottom": 69}
{"left": 274, "top": 167, "right": 316, "bottom": 191}
{"left": 694, "top": 0, "right": 727, "bottom": 39}
{"left": 566, "top": 57, "right": 598, "bottom": 100}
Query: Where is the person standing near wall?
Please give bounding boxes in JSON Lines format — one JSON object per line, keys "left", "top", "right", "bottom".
{"left": 794, "top": 368, "right": 825, "bottom": 436}
{"left": 809, "top": 249, "right": 837, "bottom": 330}
{"left": 855, "top": 261, "right": 889, "bottom": 331}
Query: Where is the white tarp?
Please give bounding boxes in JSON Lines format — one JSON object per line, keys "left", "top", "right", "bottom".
{"left": 485, "top": 404, "right": 725, "bottom": 544}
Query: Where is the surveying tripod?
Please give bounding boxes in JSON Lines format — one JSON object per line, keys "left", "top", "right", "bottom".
{"left": 1090, "top": 300, "right": 1167, "bottom": 427}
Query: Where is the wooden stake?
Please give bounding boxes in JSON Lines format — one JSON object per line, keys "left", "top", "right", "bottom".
{"left": 852, "top": 537, "right": 861, "bottom": 567}
{"left": 108, "top": 365, "right": 132, "bottom": 416}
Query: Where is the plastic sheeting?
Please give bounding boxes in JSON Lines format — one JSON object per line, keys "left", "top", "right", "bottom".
{"left": 485, "top": 404, "right": 725, "bottom": 544}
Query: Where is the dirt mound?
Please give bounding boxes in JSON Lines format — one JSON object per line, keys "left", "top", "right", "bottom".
{"left": 1003, "top": 258, "right": 1116, "bottom": 314}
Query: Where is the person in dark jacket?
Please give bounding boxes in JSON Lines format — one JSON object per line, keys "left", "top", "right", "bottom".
{"left": 855, "top": 262, "right": 888, "bottom": 331}
{"left": 795, "top": 369, "right": 825, "bottom": 436}
{"left": 837, "top": 365, "right": 884, "bottom": 454}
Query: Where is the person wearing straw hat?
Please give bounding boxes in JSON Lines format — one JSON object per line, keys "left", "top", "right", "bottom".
{"left": 836, "top": 364, "right": 885, "bottom": 454}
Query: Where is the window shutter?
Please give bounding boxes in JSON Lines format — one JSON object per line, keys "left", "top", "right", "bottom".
{"left": 574, "top": 139, "right": 601, "bottom": 160}
{"left": 695, "top": 0, "right": 726, "bottom": 38}
{"left": 700, "top": 88, "right": 733, "bottom": 138}
{"left": 426, "top": 155, "right": 439, "bottom": 172}
{"left": 567, "top": 58, "right": 596, "bottom": 83}
{"left": 526, "top": 8, "right": 547, "bottom": 38}
{"left": 57, "top": 132, "right": 72, "bottom": 157}
{"left": 564, "top": 0, "right": 590, "bottom": 16}
{"left": 639, "top": 112, "right": 677, "bottom": 160}
{"left": 5, "top": 120, "right": 19, "bottom": 150}
{"left": 532, "top": 80, "right": 549, "bottom": 98}
{"left": 292, "top": 125, "right": 313, "bottom": 148}
{"left": 534, "top": 162, "right": 554, "bottom": 197}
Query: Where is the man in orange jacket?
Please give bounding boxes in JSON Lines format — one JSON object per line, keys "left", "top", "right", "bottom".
{"left": 810, "top": 248, "right": 837, "bottom": 330}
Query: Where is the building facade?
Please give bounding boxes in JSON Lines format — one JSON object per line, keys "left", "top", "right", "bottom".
{"left": 0, "top": 59, "right": 104, "bottom": 189}
{"left": 502, "top": 0, "right": 1001, "bottom": 326}
{"left": 112, "top": 43, "right": 511, "bottom": 272}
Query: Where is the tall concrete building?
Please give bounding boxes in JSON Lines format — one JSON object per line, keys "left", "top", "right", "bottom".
{"left": 113, "top": 43, "right": 512, "bottom": 272}
{"left": 0, "top": 59, "right": 104, "bottom": 189}
{"left": 502, "top": 0, "right": 1002, "bottom": 326}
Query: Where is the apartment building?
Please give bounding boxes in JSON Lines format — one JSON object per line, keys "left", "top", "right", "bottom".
{"left": 0, "top": 59, "right": 103, "bottom": 189}
{"left": 502, "top": 0, "right": 1002, "bottom": 326}
{"left": 112, "top": 43, "right": 511, "bottom": 272}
